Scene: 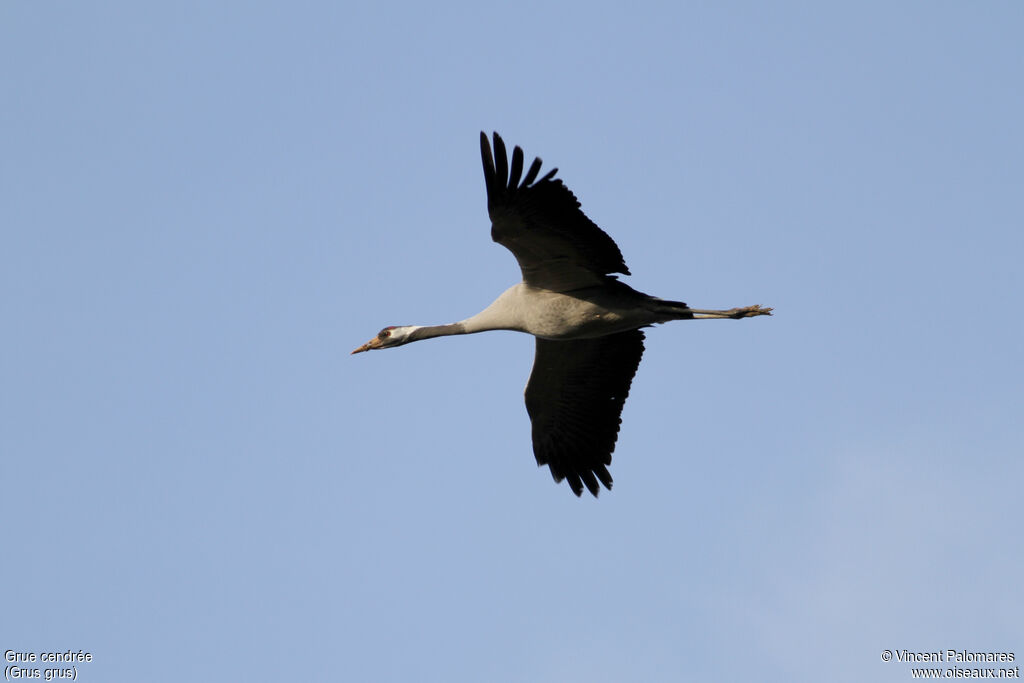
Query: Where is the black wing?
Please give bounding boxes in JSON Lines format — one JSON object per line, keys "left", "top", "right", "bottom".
{"left": 480, "top": 131, "right": 630, "bottom": 292}
{"left": 524, "top": 330, "right": 645, "bottom": 497}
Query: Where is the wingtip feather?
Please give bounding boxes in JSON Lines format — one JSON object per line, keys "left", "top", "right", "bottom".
{"left": 509, "top": 146, "right": 524, "bottom": 189}
{"left": 580, "top": 470, "right": 600, "bottom": 497}
{"left": 522, "top": 157, "right": 543, "bottom": 186}
{"left": 492, "top": 132, "right": 508, "bottom": 189}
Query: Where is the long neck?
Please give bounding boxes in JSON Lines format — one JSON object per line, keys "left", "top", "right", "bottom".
{"left": 406, "top": 312, "right": 520, "bottom": 342}
{"left": 407, "top": 322, "right": 469, "bottom": 342}
{"left": 457, "top": 286, "right": 527, "bottom": 334}
{"left": 407, "top": 286, "right": 526, "bottom": 342}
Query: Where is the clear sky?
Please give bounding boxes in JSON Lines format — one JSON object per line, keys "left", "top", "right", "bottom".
{"left": 3, "top": 2, "right": 1022, "bottom": 681}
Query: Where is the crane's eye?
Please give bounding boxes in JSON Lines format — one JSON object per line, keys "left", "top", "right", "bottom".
{"left": 378, "top": 329, "right": 391, "bottom": 339}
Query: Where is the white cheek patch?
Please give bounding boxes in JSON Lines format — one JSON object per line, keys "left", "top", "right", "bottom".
{"left": 388, "top": 325, "right": 420, "bottom": 344}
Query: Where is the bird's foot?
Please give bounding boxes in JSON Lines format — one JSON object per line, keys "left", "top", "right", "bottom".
{"left": 729, "top": 305, "right": 773, "bottom": 318}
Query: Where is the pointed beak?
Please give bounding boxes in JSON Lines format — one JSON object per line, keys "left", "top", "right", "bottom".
{"left": 351, "top": 337, "right": 382, "bottom": 354}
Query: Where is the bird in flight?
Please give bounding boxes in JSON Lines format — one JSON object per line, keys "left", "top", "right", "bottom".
{"left": 353, "top": 132, "right": 771, "bottom": 497}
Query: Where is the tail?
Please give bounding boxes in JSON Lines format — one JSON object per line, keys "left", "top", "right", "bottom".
{"left": 651, "top": 298, "right": 694, "bottom": 321}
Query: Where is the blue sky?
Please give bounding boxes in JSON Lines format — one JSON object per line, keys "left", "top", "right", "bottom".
{"left": 3, "top": 2, "right": 1022, "bottom": 681}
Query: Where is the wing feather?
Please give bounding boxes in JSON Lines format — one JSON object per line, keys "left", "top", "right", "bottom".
{"left": 509, "top": 144, "right": 524, "bottom": 188}
{"left": 524, "top": 330, "right": 645, "bottom": 497}
{"left": 480, "top": 132, "right": 630, "bottom": 292}
{"left": 522, "top": 156, "right": 543, "bottom": 186}
{"left": 493, "top": 134, "right": 508, "bottom": 190}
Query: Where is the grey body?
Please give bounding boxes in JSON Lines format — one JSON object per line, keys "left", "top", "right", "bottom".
{"left": 461, "top": 282, "right": 694, "bottom": 340}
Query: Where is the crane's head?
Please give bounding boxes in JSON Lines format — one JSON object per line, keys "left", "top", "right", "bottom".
{"left": 351, "top": 326, "right": 416, "bottom": 354}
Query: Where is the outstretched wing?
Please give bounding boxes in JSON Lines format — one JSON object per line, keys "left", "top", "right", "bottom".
{"left": 524, "top": 330, "right": 645, "bottom": 497}
{"left": 480, "top": 132, "right": 630, "bottom": 292}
